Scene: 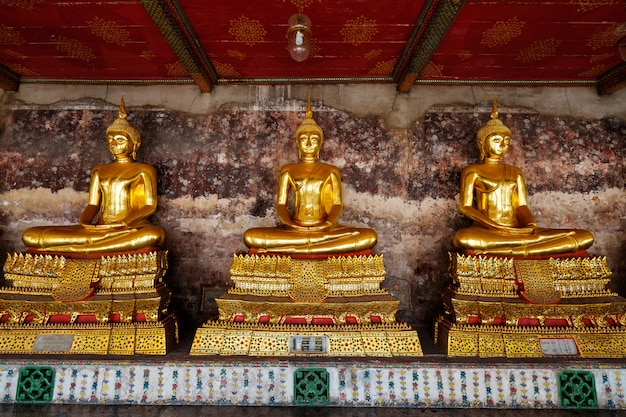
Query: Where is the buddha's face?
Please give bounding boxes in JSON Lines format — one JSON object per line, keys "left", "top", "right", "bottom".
{"left": 107, "top": 131, "right": 133, "bottom": 158}
{"left": 485, "top": 132, "right": 510, "bottom": 158}
{"left": 297, "top": 131, "right": 322, "bottom": 159}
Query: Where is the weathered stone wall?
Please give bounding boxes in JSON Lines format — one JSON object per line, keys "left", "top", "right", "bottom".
{"left": 0, "top": 86, "right": 624, "bottom": 337}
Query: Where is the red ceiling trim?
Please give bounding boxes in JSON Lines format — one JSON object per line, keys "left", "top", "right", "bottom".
{"left": 0, "top": 64, "right": 20, "bottom": 92}
{"left": 142, "top": 0, "right": 217, "bottom": 92}
{"left": 396, "top": 0, "right": 466, "bottom": 93}
{"left": 596, "top": 62, "right": 626, "bottom": 95}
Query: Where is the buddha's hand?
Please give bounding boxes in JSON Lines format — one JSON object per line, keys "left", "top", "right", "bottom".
{"left": 500, "top": 225, "right": 536, "bottom": 235}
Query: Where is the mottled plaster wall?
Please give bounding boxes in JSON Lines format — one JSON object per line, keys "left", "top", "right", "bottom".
{"left": 0, "top": 85, "right": 624, "bottom": 337}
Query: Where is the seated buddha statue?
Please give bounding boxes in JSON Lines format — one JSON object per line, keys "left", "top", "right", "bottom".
{"left": 243, "top": 98, "right": 377, "bottom": 255}
{"left": 452, "top": 98, "right": 594, "bottom": 257}
{"left": 22, "top": 97, "right": 165, "bottom": 254}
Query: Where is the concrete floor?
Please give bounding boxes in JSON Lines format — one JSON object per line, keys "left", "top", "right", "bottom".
{"left": 1, "top": 404, "right": 625, "bottom": 417}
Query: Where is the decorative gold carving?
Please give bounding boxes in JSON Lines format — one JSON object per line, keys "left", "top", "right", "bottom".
{"left": 190, "top": 321, "right": 422, "bottom": 357}
{"left": 480, "top": 17, "right": 525, "bottom": 48}
{"left": 228, "top": 15, "right": 267, "bottom": 46}
{"left": 87, "top": 16, "right": 131, "bottom": 47}
{"left": 0, "top": 25, "right": 25, "bottom": 45}
{"left": 340, "top": 15, "right": 378, "bottom": 46}
{"left": 52, "top": 36, "right": 96, "bottom": 62}
{"left": 213, "top": 62, "right": 243, "bottom": 78}
{"left": 516, "top": 38, "right": 561, "bottom": 63}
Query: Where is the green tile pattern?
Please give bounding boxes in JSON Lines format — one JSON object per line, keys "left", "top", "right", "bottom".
{"left": 558, "top": 370, "right": 597, "bottom": 409}
{"left": 293, "top": 368, "right": 329, "bottom": 406}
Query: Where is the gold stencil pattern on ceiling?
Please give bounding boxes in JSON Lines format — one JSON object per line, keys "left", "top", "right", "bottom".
{"left": 481, "top": 17, "right": 525, "bottom": 48}
{"left": 52, "top": 36, "right": 96, "bottom": 62}
{"left": 341, "top": 15, "right": 378, "bottom": 46}
{"left": 213, "top": 62, "right": 242, "bottom": 78}
{"left": 141, "top": 50, "right": 155, "bottom": 60}
{"left": 570, "top": 0, "right": 621, "bottom": 13}
{"left": 0, "top": 0, "right": 44, "bottom": 11}
{"left": 364, "top": 49, "right": 383, "bottom": 59}
{"left": 421, "top": 61, "right": 444, "bottom": 78}
{"left": 457, "top": 50, "right": 472, "bottom": 61}
{"left": 5, "top": 63, "right": 38, "bottom": 77}
{"left": 2, "top": 49, "right": 26, "bottom": 59}
{"left": 0, "top": 25, "right": 25, "bottom": 45}
{"left": 516, "top": 38, "right": 561, "bottom": 63}
{"left": 577, "top": 64, "right": 613, "bottom": 78}
{"left": 166, "top": 61, "right": 188, "bottom": 77}
{"left": 587, "top": 24, "right": 620, "bottom": 50}
{"left": 229, "top": 16, "right": 267, "bottom": 46}
{"left": 590, "top": 52, "right": 614, "bottom": 63}
{"left": 280, "top": 0, "right": 323, "bottom": 9}
{"left": 87, "top": 16, "right": 132, "bottom": 47}
{"left": 368, "top": 59, "right": 395, "bottom": 75}
{"left": 228, "top": 50, "right": 247, "bottom": 60}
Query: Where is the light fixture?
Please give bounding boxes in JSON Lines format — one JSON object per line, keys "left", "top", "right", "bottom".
{"left": 616, "top": 22, "right": 626, "bottom": 61}
{"left": 287, "top": 13, "right": 312, "bottom": 62}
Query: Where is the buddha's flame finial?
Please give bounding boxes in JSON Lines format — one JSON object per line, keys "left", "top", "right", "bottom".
{"left": 306, "top": 93, "right": 313, "bottom": 119}
{"left": 490, "top": 96, "right": 498, "bottom": 120}
{"left": 119, "top": 96, "right": 127, "bottom": 120}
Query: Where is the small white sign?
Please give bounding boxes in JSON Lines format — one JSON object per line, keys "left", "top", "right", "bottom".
{"left": 34, "top": 334, "right": 75, "bottom": 352}
{"left": 539, "top": 338, "right": 580, "bottom": 356}
{"left": 289, "top": 335, "right": 329, "bottom": 355}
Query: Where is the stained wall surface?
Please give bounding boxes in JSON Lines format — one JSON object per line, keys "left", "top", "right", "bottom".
{"left": 0, "top": 84, "right": 624, "bottom": 335}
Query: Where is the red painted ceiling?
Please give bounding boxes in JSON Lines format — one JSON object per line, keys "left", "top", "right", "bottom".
{"left": 0, "top": 0, "right": 625, "bottom": 93}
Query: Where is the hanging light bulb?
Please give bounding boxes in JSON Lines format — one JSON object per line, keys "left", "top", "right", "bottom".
{"left": 287, "top": 13, "right": 312, "bottom": 62}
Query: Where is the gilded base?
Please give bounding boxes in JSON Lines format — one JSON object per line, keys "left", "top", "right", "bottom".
{"left": 0, "top": 251, "right": 177, "bottom": 355}
{"left": 190, "top": 321, "right": 422, "bottom": 357}
{"left": 0, "top": 313, "right": 178, "bottom": 355}
{"left": 435, "top": 318, "right": 626, "bottom": 358}
{"left": 192, "top": 253, "right": 422, "bottom": 357}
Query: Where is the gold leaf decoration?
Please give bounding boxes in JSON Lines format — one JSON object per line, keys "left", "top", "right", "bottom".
{"left": 577, "top": 63, "right": 613, "bottom": 77}
{"left": 141, "top": 50, "right": 156, "bottom": 60}
{"left": 1, "top": 49, "right": 26, "bottom": 59}
{"left": 0, "top": 0, "right": 44, "bottom": 11}
{"left": 480, "top": 17, "right": 525, "bottom": 48}
{"left": 340, "top": 15, "right": 378, "bottom": 46}
{"left": 587, "top": 24, "right": 619, "bottom": 50}
{"left": 228, "top": 15, "right": 267, "bottom": 46}
{"left": 213, "top": 61, "right": 242, "bottom": 78}
{"left": 570, "top": 0, "right": 621, "bottom": 13}
{"left": 166, "top": 61, "right": 188, "bottom": 77}
{"left": 516, "top": 38, "right": 561, "bottom": 63}
{"left": 368, "top": 59, "right": 395, "bottom": 75}
{"left": 0, "top": 25, "right": 25, "bottom": 45}
{"left": 5, "top": 63, "right": 39, "bottom": 77}
{"left": 227, "top": 49, "right": 247, "bottom": 60}
{"left": 590, "top": 52, "right": 613, "bottom": 63}
{"left": 457, "top": 50, "right": 472, "bottom": 61}
{"left": 421, "top": 61, "right": 444, "bottom": 78}
{"left": 52, "top": 36, "right": 96, "bottom": 62}
{"left": 87, "top": 16, "right": 132, "bottom": 47}
{"left": 281, "top": 0, "right": 322, "bottom": 10}
{"left": 364, "top": 49, "right": 383, "bottom": 60}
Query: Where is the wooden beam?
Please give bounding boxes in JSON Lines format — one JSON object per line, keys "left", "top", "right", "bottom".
{"left": 142, "top": 0, "right": 217, "bottom": 93}
{"left": 596, "top": 62, "right": 626, "bottom": 95}
{"left": 395, "top": 0, "right": 466, "bottom": 93}
{"left": 0, "top": 64, "right": 20, "bottom": 92}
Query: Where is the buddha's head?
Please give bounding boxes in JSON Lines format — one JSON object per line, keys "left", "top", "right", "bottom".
{"left": 476, "top": 97, "right": 511, "bottom": 160}
{"left": 295, "top": 96, "right": 324, "bottom": 160}
{"left": 106, "top": 97, "right": 141, "bottom": 160}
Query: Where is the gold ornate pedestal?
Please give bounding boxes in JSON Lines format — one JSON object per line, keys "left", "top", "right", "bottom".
{"left": 435, "top": 253, "right": 626, "bottom": 357}
{"left": 191, "top": 253, "right": 422, "bottom": 356}
{"left": 0, "top": 251, "right": 178, "bottom": 355}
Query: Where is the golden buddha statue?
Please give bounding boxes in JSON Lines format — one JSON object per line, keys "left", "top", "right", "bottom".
{"left": 243, "top": 98, "right": 377, "bottom": 255}
{"left": 22, "top": 97, "right": 165, "bottom": 254}
{"left": 453, "top": 98, "right": 594, "bottom": 257}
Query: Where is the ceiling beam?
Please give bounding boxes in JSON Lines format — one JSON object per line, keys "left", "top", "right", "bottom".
{"left": 395, "top": 0, "right": 466, "bottom": 93}
{"left": 142, "top": 0, "right": 218, "bottom": 93}
{"left": 0, "top": 64, "right": 20, "bottom": 92}
{"left": 596, "top": 62, "right": 626, "bottom": 95}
